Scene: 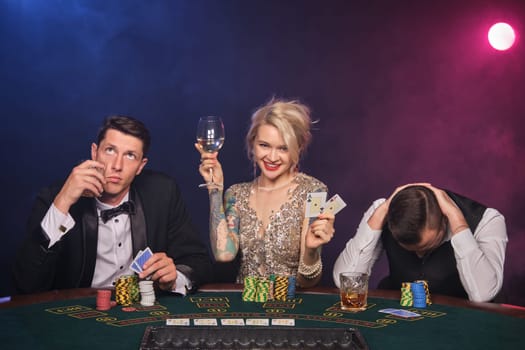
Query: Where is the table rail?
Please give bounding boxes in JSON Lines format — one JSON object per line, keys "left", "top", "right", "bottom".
{"left": 2, "top": 283, "right": 524, "bottom": 318}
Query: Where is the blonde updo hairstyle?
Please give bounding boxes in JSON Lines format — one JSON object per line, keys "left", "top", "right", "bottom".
{"left": 245, "top": 99, "right": 312, "bottom": 169}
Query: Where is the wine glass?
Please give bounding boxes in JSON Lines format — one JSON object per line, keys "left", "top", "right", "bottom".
{"left": 196, "top": 116, "right": 225, "bottom": 188}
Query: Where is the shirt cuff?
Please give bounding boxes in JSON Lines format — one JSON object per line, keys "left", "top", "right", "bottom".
{"left": 41, "top": 204, "right": 76, "bottom": 248}
{"left": 171, "top": 270, "right": 192, "bottom": 295}
{"left": 450, "top": 228, "right": 476, "bottom": 259}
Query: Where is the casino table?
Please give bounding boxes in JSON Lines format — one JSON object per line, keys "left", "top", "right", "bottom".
{"left": 1, "top": 284, "right": 524, "bottom": 349}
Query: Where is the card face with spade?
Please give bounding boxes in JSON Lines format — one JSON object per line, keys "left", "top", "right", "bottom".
{"left": 305, "top": 192, "right": 327, "bottom": 217}
{"left": 324, "top": 194, "right": 347, "bottom": 215}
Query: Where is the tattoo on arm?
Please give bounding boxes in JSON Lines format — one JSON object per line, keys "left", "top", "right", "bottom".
{"left": 209, "top": 188, "right": 240, "bottom": 260}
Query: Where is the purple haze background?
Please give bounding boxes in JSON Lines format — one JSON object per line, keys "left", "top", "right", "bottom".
{"left": 1, "top": 0, "right": 524, "bottom": 304}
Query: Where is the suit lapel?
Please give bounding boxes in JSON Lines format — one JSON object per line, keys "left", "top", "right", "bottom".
{"left": 79, "top": 199, "right": 99, "bottom": 287}
{"left": 130, "top": 187, "right": 147, "bottom": 255}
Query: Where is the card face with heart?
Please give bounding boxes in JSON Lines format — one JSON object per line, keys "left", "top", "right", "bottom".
{"left": 324, "top": 194, "right": 347, "bottom": 215}
{"left": 305, "top": 192, "right": 327, "bottom": 217}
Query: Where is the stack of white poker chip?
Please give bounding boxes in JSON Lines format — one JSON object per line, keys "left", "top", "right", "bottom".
{"left": 139, "top": 280, "right": 156, "bottom": 306}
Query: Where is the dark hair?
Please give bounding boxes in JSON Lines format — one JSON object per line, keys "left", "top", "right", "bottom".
{"left": 97, "top": 115, "right": 151, "bottom": 156}
{"left": 386, "top": 186, "right": 444, "bottom": 245}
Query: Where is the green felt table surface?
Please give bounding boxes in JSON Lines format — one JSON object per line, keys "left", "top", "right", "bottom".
{"left": 1, "top": 288, "right": 524, "bottom": 349}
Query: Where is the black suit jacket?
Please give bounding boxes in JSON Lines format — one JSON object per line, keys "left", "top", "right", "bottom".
{"left": 12, "top": 170, "right": 212, "bottom": 294}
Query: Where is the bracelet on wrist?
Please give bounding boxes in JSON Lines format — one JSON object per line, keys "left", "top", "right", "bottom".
{"left": 298, "top": 259, "right": 322, "bottom": 279}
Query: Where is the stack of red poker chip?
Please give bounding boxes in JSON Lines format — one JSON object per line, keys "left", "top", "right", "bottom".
{"left": 96, "top": 289, "right": 112, "bottom": 311}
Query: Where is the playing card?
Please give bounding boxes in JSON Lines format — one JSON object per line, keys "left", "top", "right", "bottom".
{"left": 135, "top": 247, "right": 153, "bottom": 271}
{"left": 130, "top": 261, "right": 142, "bottom": 274}
{"left": 129, "top": 249, "right": 144, "bottom": 273}
{"left": 378, "top": 308, "right": 421, "bottom": 318}
{"left": 305, "top": 192, "right": 327, "bottom": 217}
{"left": 324, "top": 194, "right": 347, "bottom": 215}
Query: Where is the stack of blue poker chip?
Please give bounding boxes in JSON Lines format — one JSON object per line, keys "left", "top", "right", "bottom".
{"left": 287, "top": 276, "right": 296, "bottom": 300}
{"left": 411, "top": 282, "right": 427, "bottom": 308}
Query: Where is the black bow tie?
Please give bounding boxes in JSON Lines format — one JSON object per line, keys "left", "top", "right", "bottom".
{"left": 100, "top": 201, "right": 136, "bottom": 223}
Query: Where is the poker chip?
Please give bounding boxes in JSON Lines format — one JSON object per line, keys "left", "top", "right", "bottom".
{"left": 139, "top": 280, "right": 156, "bottom": 307}
{"left": 96, "top": 289, "right": 112, "bottom": 311}
{"left": 274, "top": 276, "right": 288, "bottom": 301}
{"left": 242, "top": 276, "right": 257, "bottom": 302}
{"left": 401, "top": 280, "right": 431, "bottom": 308}
{"left": 255, "top": 277, "right": 269, "bottom": 303}
{"left": 268, "top": 274, "right": 276, "bottom": 301}
{"left": 242, "top": 274, "right": 298, "bottom": 303}
{"left": 115, "top": 275, "right": 140, "bottom": 306}
{"left": 400, "top": 282, "right": 413, "bottom": 307}
{"left": 287, "top": 276, "right": 296, "bottom": 299}
{"left": 122, "top": 306, "right": 137, "bottom": 312}
{"left": 414, "top": 279, "right": 432, "bottom": 305}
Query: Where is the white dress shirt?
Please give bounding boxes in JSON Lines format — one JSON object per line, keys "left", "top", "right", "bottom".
{"left": 41, "top": 195, "right": 190, "bottom": 295}
{"left": 333, "top": 198, "right": 508, "bottom": 302}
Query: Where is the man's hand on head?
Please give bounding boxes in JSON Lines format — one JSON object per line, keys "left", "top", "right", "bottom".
{"left": 368, "top": 183, "right": 432, "bottom": 230}
{"left": 425, "top": 184, "right": 468, "bottom": 234}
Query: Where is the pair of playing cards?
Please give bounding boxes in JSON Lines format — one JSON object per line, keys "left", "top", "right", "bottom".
{"left": 305, "top": 192, "right": 347, "bottom": 218}
{"left": 378, "top": 308, "right": 421, "bottom": 318}
{"left": 130, "top": 247, "right": 153, "bottom": 274}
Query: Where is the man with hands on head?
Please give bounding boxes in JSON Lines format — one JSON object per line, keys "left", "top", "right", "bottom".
{"left": 13, "top": 115, "right": 211, "bottom": 295}
{"left": 333, "top": 183, "right": 507, "bottom": 302}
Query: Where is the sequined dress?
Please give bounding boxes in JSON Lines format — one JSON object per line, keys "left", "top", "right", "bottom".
{"left": 226, "top": 173, "right": 327, "bottom": 283}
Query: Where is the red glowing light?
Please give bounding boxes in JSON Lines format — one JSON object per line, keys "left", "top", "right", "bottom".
{"left": 488, "top": 22, "right": 516, "bottom": 51}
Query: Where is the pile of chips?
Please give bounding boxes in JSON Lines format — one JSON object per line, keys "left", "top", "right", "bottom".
{"left": 255, "top": 278, "right": 270, "bottom": 302}
{"left": 273, "top": 276, "right": 288, "bottom": 301}
{"left": 95, "top": 274, "right": 157, "bottom": 312}
{"left": 139, "top": 280, "right": 156, "bottom": 307}
{"left": 96, "top": 289, "right": 112, "bottom": 311}
{"left": 400, "top": 282, "right": 413, "bottom": 307}
{"left": 242, "top": 275, "right": 296, "bottom": 303}
{"left": 115, "top": 274, "right": 140, "bottom": 306}
{"left": 242, "top": 276, "right": 258, "bottom": 302}
{"left": 287, "top": 276, "right": 296, "bottom": 300}
{"left": 400, "top": 280, "right": 432, "bottom": 308}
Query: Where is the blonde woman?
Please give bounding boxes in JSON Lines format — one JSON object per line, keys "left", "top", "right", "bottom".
{"left": 196, "top": 99, "right": 335, "bottom": 287}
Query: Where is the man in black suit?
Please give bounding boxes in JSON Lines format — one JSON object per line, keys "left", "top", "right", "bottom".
{"left": 13, "top": 115, "right": 211, "bottom": 294}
